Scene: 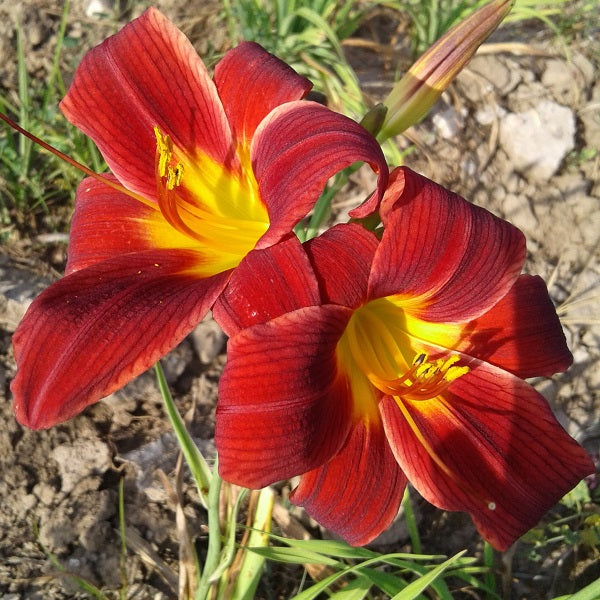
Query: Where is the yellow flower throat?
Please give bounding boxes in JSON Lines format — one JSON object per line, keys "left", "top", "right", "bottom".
{"left": 152, "top": 126, "right": 269, "bottom": 272}
{"left": 337, "top": 297, "right": 497, "bottom": 512}
{"left": 337, "top": 296, "right": 469, "bottom": 421}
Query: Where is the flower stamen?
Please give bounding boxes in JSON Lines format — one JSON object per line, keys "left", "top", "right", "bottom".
{"left": 154, "top": 126, "right": 204, "bottom": 242}
{"left": 370, "top": 353, "right": 469, "bottom": 401}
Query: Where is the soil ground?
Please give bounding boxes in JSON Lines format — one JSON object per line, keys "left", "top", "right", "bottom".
{"left": 0, "top": 1, "right": 598, "bottom": 599}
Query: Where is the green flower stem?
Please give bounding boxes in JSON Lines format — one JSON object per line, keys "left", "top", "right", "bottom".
{"left": 229, "top": 487, "right": 274, "bottom": 600}
{"left": 195, "top": 458, "right": 223, "bottom": 600}
{"left": 402, "top": 486, "right": 422, "bottom": 555}
{"left": 210, "top": 488, "right": 248, "bottom": 585}
{"left": 154, "top": 362, "right": 212, "bottom": 506}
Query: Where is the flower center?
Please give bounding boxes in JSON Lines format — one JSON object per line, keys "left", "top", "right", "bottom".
{"left": 153, "top": 127, "right": 270, "bottom": 270}
{"left": 337, "top": 296, "right": 469, "bottom": 414}
{"left": 337, "top": 298, "right": 497, "bottom": 512}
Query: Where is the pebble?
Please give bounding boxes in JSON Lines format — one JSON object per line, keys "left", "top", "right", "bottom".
{"left": 541, "top": 58, "right": 582, "bottom": 104}
{"left": 85, "top": 0, "right": 114, "bottom": 18}
{"left": 431, "top": 104, "right": 466, "bottom": 139}
{"left": 499, "top": 100, "right": 575, "bottom": 181}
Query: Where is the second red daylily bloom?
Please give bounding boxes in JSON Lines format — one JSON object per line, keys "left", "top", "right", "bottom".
{"left": 213, "top": 167, "right": 595, "bottom": 550}
{"left": 11, "top": 8, "right": 387, "bottom": 429}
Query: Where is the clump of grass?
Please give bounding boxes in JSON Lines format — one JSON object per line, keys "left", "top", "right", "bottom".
{"left": 382, "top": 0, "right": 575, "bottom": 57}
{"left": 0, "top": 1, "right": 103, "bottom": 238}
{"left": 222, "top": 0, "right": 370, "bottom": 119}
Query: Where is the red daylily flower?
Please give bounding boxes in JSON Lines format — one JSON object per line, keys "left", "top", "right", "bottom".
{"left": 214, "top": 167, "right": 595, "bottom": 550}
{"left": 11, "top": 8, "right": 387, "bottom": 429}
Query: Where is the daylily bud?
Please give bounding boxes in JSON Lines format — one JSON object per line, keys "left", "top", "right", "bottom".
{"left": 379, "top": 0, "right": 513, "bottom": 140}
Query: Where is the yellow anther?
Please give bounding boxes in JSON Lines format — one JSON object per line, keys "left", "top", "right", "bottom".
{"left": 154, "top": 126, "right": 173, "bottom": 178}
{"left": 367, "top": 352, "right": 469, "bottom": 402}
{"left": 165, "top": 163, "right": 184, "bottom": 190}
{"left": 413, "top": 354, "right": 469, "bottom": 386}
{"left": 444, "top": 364, "right": 470, "bottom": 382}
{"left": 154, "top": 126, "right": 184, "bottom": 189}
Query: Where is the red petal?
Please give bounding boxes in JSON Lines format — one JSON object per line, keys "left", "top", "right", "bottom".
{"left": 457, "top": 275, "right": 572, "bottom": 377}
{"left": 216, "top": 305, "right": 353, "bottom": 488}
{"left": 304, "top": 223, "right": 378, "bottom": 308}
{"left": 291, "top": 419, "right": 407, "bottom": 546}
{"left": 212, "top": 236, "right": 320, "bottom": 336}
{"left": 380, "top": 362, "right": 595, "bottom": 550}
{"left": 66, "top": 177, "right": 196, "bottom": 274}
{"left": 213, "top": 41, "right": 312, "bottom": 145}
{"left": 370, "top": 167, "right": 525, "bottom": 322}
{"left": 11, "top": 250, "right": 229, "bottom": 429}
{"left": 252, "top": 102, "right": 388, "bottom": 247}
{"left": 60, "top": 7, "right": 233, "bottom": 201}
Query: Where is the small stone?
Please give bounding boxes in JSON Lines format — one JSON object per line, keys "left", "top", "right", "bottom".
{"left": 541, "top": 58, "right": 582, "bottom": 104}
{"left": 461, "top": 157, "right": 477, "bottom": 179}
{"left": 474, "top": 102, "right": 505, "bottom": 126}
{"left": 504, "top": 173, "right": 520, "bottom": 194}
{"left": 26, "top": 23, "right": 45, "bottom": 47}
{"left": 571, "top": 52, "right": 595, "bottom": 87}
{"left": 491, "top": 185, "right": 506, "bottom": 203}
{"left": 581, "top": 83, "right": 600, "bottom": 150}
{"left": 33, "top": 481, "right": 57, "bottom": 505}
{"left": 499, "top": 100, "right": 575, "bottom": 181}
{"left": 85, "top": 0, "right": 114, "bottom": 18}
{"left": 431, "top": 104, "right": 466, "bottom": 140}
{"left": 161, "top": 339, "right": 194, "bottom": 384}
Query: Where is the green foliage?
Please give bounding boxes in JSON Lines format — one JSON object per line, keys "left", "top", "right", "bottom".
{"left": 552, "top": 577, "right": 600, "bottom": 600}
{"left": 0, "top": 2, "right": 103, "bottom": 231}
{"left": 243, "top": 534, "right": 496, "bottom": 598}
{"left": 521, "top": 481, "right": 599, "bottom": 564}
{"left": 222, "top": 0, "right": 369, "bottom": 119}
{"left": 382, "top": 0, "right": 573, "bottom": 57}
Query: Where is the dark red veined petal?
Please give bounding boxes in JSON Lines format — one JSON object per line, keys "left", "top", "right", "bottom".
{"left": 212, "top": 236, "right": 320, "bottom": 336}
{"left": 291, "top": 419, "right": 407, "bottom": 546}
{"left": 369, "top": 167, "right": 525, "bottom": 322}
{"left": 252, "top": 102, "right": 388, "bottom": 248}
{"left": 60, "top": 7, "right": 233, "bottom": 201}
{"left": 380, "top": 361, "right": 595, "bottom": 550}
{"left": 66, "top": 176, "right": 199, "bottom": 274}
{"left": 304, "top": 223, "right": 378, "bottom": 308}
{"left": 213, "top": 41, "right": 312, "bottom": 145}
{"left": 216, "top": 305, "right": 353, "bottom": 488}
{"left": 11, "top": 250, "right": 229, "bottom": 429}
{"left": 455, "top": 274, "right": 572, "bottom": 377}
